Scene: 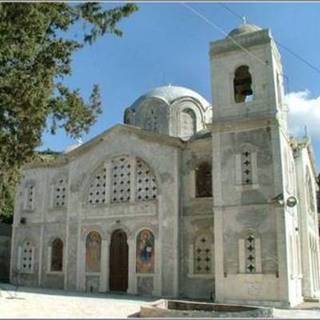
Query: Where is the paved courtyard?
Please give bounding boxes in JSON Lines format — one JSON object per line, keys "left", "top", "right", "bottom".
{"left": 2, "top": 282, "right": 320, "bottom": 318}
{"left": 0, "top": 283, "right": 155, "bottom": 318}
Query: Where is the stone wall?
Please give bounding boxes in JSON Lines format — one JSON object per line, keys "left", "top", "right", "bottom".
{"left": 180, "top": 135, "right": 214, "bottom": 300}
{"left": 11, "top": 126, "right": 182, "bottom": 297}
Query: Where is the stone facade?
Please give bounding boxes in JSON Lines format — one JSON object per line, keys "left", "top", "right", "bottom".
{"left": 11, "top": 23, "right": 320, "bottom": 307}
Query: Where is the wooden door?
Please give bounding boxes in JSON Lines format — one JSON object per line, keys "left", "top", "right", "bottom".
{"left": 109, "top": 229, "right": 128, "bottom": 292}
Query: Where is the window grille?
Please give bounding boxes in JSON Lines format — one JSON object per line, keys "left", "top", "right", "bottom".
{"left": 136, "top": 159, "right": 157, "bottom": 201}
{"left": 25, "top": 184, "right": 35, "bottom": 210}
{"left": 88, "top": 167, "right": 107, "bottom": 205}
{"left": 245, "top": 234, "right": 256, "bottom": 273}
{"left": 21, "top": 241, "right": 34, "bottom": 273}
{"left": 111, "top": 157, "right": 131, "bottom": 203}
{"left": 194, "top": 235, "right": 212, "bottom": 274}
{"left": 53, "top": 178, "right": 67, "bottom": 208}
{"left": 241, "top": 151, "right": 253, "bottom": 185}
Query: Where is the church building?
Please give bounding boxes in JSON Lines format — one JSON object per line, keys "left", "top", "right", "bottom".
{"left": 10, "top": 23, "right": 320, "bottom": 307}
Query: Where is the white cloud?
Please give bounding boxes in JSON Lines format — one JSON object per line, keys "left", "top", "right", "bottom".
{"left": 285, "top": 90, "right": 320, "bottom": 139}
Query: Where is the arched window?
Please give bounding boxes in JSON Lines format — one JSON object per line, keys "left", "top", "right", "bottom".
{"left": 195, "top": 162, "right": 212, "bottom": 198}
{"left": 234, "top": 65, "right": 253, "bottom": 103}
{"left": 194, "top": 234, "right": 212, "bottom": 274}
{"left": 136, "top": 229, "right": 155, "bottom": 273}
{"left": 144, "top": 107, "right": 158, "bottom": 132}
{"left": 181, "top": 108, "right": 196, "bottom": 137}
{"left": 53, "top": 178, "right": 67, "bottom": 208}
{"left": 136, "top": 159, "right": 157, "bottom": 201}
{"left": 51, "top": 238, "right": 63, "bottom": 271}
{"left": 20, "top": 240, "right": 34, "bottom": 273}
{"left": 86, "top": 231, "right": 101, "bottom": 272}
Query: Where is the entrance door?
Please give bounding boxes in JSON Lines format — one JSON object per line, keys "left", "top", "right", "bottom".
{"left": 109, "top": 229, "right": 128, "bottom": 292}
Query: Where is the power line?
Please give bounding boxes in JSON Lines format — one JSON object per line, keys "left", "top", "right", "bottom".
{"left": 218, "top": 2, "right": 320, "bottom": 77}
{"left": 180, "top": 2, "right": 268, "bottom": 68}
{"left": 218, "top": 2, "right": 243, "bottom": 22}
{"left": 276, "top": 41, "right": 320, "bottom": 75}
{"left": 180, "top": 2, "right": 293, "bottom": 93}
{"left": 216, "top": 3, "right": 291, "bottom": 91}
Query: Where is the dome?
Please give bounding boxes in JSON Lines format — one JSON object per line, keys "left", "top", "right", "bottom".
{"left": 228, "top": 23, "right": 262, "bottom": 37}
{"left": 124, "top": 85, "right": 212, "bottom": 140}
{"left": 129, "top": 85, "right": 210, "bottom": 110}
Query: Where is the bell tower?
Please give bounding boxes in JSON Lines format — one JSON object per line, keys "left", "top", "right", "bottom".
{"left": 210, "top": 23, "right": 286, "bottom": 127}
{"left": 209, "top": 24, "right": 302, "bottom": 307}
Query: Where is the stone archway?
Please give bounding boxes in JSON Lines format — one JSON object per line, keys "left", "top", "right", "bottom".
{"left": 109, "top": 229, "right": 128, "bottom": 292}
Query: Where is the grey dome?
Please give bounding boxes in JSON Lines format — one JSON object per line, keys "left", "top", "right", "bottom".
{"left": 130, "top": 85, "right": 210, "bottom": 110}
{"left": 228, "top": 23, "right": 262, "bottom": 37}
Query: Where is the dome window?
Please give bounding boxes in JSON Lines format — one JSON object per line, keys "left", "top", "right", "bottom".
{"left": 181, "top": 108, "right": 196, "bottom": 138}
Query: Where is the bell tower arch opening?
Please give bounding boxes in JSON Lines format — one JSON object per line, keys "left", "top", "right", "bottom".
{"left": 233, "top": 65, "right": 253, "bottom": 103}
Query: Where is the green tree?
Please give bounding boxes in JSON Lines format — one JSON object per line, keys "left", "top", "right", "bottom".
{"left": 0, "top": 2, "right": 138, "bottom": 220}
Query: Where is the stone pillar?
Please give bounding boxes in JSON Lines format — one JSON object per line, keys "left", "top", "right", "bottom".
{"left": 99, "top": 239, "right": 109, "bottom": 292}
{"left": 78, "top": 238, "right": 86, "bottom": 291}
{"left": 104, "top": 161, "right": 112, "bottom": 204}
{"left": 153, "top": 239, "right": 162, "bottom": 296}
{"left": 38, "top": 224, "right": 44, "bottom": 286}
{"left": 127, "top": 237, "right": 137, "bottom": 294}
{"left": 129, "top": 157, "right": 136, "bottom": 203}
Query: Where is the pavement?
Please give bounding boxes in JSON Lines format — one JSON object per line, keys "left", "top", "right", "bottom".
{"left": 0, "top": 283, "right": 155, "bottom": 318}
{"left": 2, "top": 283, "right": 320, "bottom": 318}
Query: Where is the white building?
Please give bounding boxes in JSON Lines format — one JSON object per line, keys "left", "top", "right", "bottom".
{"left": 11, "top": 23, "right": 320, "bottom": 307}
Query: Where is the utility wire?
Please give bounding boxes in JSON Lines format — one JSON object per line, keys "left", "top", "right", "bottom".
{"left": 200, "top": 2, "right": 292, "bottom": 90}
{"left": 218, "top": 2, "right": 320, "bottom": 77}
{"left": 180, "top": 2, "right": 268, "bottom": 68}
{"left": 218, "top": 2, "right": 244, "bottom": 22}
{"left": 180, "top": 2, "right": 292, "bottom": 94}
{"left": 276, "top": 41, "right": 320, "bottom": 75}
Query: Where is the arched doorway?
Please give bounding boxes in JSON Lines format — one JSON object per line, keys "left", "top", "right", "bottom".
{"left": 109, "top": 229, "right": 128, "bottom": 292}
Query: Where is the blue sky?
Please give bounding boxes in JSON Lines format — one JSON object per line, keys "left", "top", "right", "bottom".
{"left": 42, "top": 2, "right": 320, "bottom": 169}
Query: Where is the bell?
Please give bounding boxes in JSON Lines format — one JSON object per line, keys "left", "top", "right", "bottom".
{"left": 242, "top": 88, "right": 253, "bottom": 96}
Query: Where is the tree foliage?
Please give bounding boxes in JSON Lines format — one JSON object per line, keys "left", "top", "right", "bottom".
{"left": 0, "top": 2, "right": 138, "bottom": 219}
